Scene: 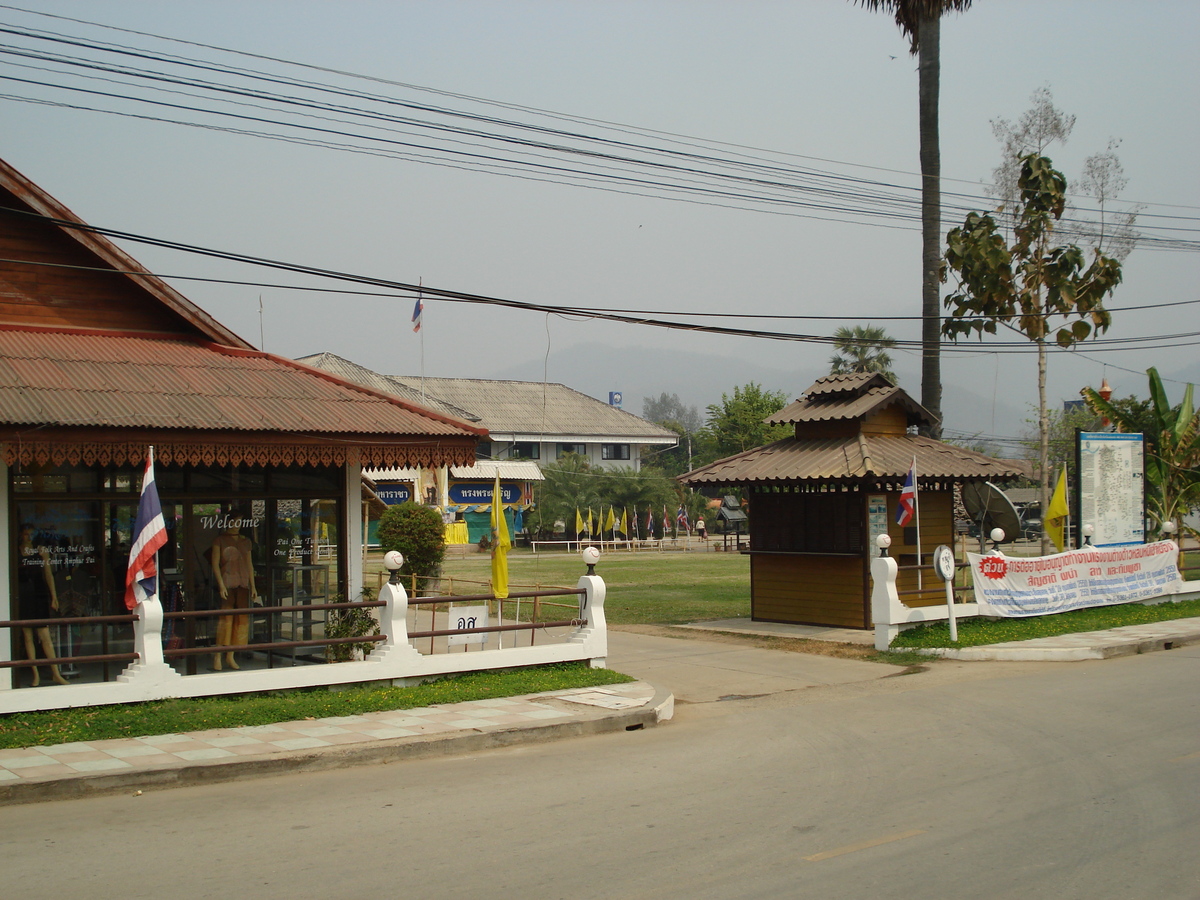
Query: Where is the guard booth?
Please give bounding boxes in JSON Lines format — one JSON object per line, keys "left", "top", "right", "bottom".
{"left": 680, "top": 373, "right": 1022, "bottom": 628}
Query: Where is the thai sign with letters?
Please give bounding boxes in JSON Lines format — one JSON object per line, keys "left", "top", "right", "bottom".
{"left": 968, "top": 541, "right": 1180, "bottom": 617}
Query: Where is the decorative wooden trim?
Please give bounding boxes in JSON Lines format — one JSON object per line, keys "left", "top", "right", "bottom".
{"left": 0, "top": 429, "right": 478, "bottom": 470}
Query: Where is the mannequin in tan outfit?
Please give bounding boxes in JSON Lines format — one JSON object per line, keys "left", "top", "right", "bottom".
{"left": 210, "top": 523, "right": 257, "bottom": 670}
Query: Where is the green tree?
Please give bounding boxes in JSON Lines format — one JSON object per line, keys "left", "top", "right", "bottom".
{"left": 643, "top": 391, "right": 704, "bottom": 473}
{"left": 1082, "top": 368, "right": 1200, "bottom": 539}
{"left": 854, "top": 0, "right": 975, "bottom": 439}
{"left": 377, "top": 502, "right": 446, "bottom": 580}
{"left": 828, "top": 324, "right": 898, "bottom": 383}
{"left": 526, "top": 454, "right": 679, "bottom": 538}
{"left": 944, "top": 153, "right": 1123, "bottom": 553}
{"left": 704, "top": 383, "right": 791, "bottom": 457}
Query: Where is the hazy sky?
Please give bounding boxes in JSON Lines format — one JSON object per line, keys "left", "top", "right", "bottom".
{"left": 2, "top": 1, "right": 1197, "bottom": 448}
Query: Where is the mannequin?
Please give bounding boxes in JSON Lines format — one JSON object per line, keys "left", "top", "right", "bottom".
{"left": 17, "top": 526, "right": 68, "bottom": 686}
{"left": 210, "top": 522, "right": 257, "bottom": 671}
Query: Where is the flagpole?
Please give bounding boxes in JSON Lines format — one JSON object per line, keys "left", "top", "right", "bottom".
{"left": 913, "top": 456, "right": 923, "bottom": 591}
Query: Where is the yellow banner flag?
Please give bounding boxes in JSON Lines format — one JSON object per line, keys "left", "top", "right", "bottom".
{"left": 619, "top": 507, "right": 629, "bottom": 538}
{"left": 605, "top": 506, "right": 616, "bottom": 532}
{"left": 491, "top": 474, "right": 510, "bottom": 599}
{"left": 575, "top": 508, "right": 583, "bottom": 536}
{"left": 1045, "top": 465, "right": 1070, "bottom": 553}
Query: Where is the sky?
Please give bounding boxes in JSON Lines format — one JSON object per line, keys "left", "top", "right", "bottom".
{"left": 1, "top": 0, "right": 1197, "bottom": 452}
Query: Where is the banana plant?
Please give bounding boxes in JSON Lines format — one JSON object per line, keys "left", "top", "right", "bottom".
{"left": 1082, "top": 368, "right": 1199, "bottom": 539}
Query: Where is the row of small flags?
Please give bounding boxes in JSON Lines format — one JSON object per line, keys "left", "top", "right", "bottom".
{"left": 575, "top": 505, "right": 693, "bottom": 538}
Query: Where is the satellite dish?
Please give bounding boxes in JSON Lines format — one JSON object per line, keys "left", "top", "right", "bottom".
{"left": 961, "top": 482, "right": 1021, "bottom": 551}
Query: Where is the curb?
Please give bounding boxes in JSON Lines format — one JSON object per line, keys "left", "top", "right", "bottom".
{"left": 917, "top": 624, "right": 1200, "bottom": 662}
{"left": 0, "top": 685, "right": 675, "bottom": 807}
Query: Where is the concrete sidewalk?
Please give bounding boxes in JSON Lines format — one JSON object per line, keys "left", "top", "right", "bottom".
{"left": 0, "top": 681, "right": 672, "bottom": 806}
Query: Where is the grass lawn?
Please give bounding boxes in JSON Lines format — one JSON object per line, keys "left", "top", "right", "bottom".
{"left": 390, "top": 548, "right": 752, "bottom": 626}
{"left": 891, "top": 596, "right": 1200, "bottom": 649}
{"left": 0, "top": 661, "right": 633, "bottom": 750}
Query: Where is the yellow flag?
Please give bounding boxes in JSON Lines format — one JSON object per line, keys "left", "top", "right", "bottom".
{"left": 619, "top": 507, "right": 629, "bottom": 538}
{"left": 575, "top": 508, "right": 583, "bottom": 536}
{"left": 586, "top": 508, "right": 593, "bottom": 536}
{"left": 605, "top": 506, "right": 616, "bottom": 532}
{"left": 491, "top": 474, "right": 510, "bottom": 599}
{"left": 1045, "top": 465, "right": 1069, "bottom": 552}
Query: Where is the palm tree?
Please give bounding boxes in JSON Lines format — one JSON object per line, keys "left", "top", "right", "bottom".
{"left": 854, "top": 0, "right": 973, "bottom": 439}
{"left": 829, "top": 325, "right": 898, "bottom": 383}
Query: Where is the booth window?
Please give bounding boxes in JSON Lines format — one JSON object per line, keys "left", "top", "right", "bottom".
{"left": 601, "top": 443, "right": 630, "bottom": 461}
{"left": 557, "top": 443, "right": 587, "bottom": 458}
{"left": 510, "top": 442, "right": 540, "bottom": 460}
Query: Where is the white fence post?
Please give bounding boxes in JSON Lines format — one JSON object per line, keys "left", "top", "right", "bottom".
{"left": 572, "top": 565, "right": 607, "bottom": 668}
{"left": 871, "top": 553, "right": 901, "bottom": 651}
{"left": 117, "top": 596, "right": 182, "bottom": 687}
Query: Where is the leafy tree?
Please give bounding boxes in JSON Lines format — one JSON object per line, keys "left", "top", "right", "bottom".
{"left": 1083, "top": 368, "right": 1200, "bottom": 539}
{"left": 377, "top": 502, "right": 446, "bottom": 580}
{"left": 525, "top": 454, "right": 679, "bottom": 538}
{"left": 643, "top": 391, "right": 704, "bottom": 472}
{"left": 704, "top": 382, "right": 791, "bottom": 457}
{"left": 943, "top": 153, "right": 1123, "bottom": 553}
{"left": 828, "top": 324, "right": 898, "bottom": 383}
{"left": 854, "top": 0, "right": 975, "bottom": 438}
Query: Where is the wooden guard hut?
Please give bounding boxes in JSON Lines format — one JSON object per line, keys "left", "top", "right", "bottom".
{"left": 679, "top": 373, "right": 1022, "bottom": 628}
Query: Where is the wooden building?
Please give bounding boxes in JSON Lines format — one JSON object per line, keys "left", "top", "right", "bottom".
{"left": 680, "top": 373, "right": 1021, "bottom": 628}
{"left": 0, "top": 157, "right": 486, "bottom": 691}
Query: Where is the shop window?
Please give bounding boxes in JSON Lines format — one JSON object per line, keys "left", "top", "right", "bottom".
{"left": 510, "top": 442, "right": 540, "bottom": 460}
{"left": 557, "top": 443, "right": 587, "bottom": 458}
{"left": 7, "top": 463, "right": 346, "bottom": 687}
{"left": 601, "top": 443, "right": 630, "bottom": 461}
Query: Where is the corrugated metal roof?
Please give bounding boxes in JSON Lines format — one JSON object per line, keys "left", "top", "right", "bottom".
{"left": 387, "top": 376, "right": 678, "bottom": 441}
{"left": 769, "top": 374, "right": 933, "bottom": 426}
{"left": 364, "top": 461, "right": 544, "bottom": 482}
{"left": 679, "top": 434, "right": 1024, "bottom": 485}
{"left": 0, "top": 328, "right": 486, "bottom": 438}
{"left": 295, "top": 353, "right": 479, "bottom": 423}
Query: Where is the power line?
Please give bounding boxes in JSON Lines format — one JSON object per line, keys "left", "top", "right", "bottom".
{"left": 3, "top": 206, "right": 1199, "bottom": 357}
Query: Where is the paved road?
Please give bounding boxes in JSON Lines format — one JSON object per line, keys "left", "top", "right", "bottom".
{"left": 4, "top": 636, "right": 1198, "bottom": 899}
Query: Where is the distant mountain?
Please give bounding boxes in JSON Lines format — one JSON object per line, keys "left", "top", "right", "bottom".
{"left": 494, "top": 341, "right": 1029, "bottom": 443}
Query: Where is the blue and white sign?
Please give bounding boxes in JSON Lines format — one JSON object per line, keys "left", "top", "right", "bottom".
{"left": 449, "top": 481, "right": 521, "bottom": 506}
{"left": 1078, "top": 431, "right": 1145, "bottom": 547}
{"left": 376, "top": 483, "right": 414, "bottom": 505}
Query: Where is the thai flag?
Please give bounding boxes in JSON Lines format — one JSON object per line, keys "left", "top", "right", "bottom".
{"left": 895, "top": 460, "right": 916, "bottom": 527}
{"left": 677, "top": 506, "right": 690, "bottom": 530}
{"left": 411, "top": 297, "right": 423, "bottom": 333}
{"left": 124, "top": 451, "right": 168, "bottom": 610}
{"left": 646, "top": 506, "right": 654, "bottom": 537}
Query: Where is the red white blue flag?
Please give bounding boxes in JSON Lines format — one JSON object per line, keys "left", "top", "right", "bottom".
{"left": 124, "top": 450, "right": 168, "bottom": 610}
{"left": 676, "top": 506, "right": 690, "bottom": 531}
{"left": 895, "top": 459, "right": 917, "bottom": 527}
{"left": 411, "top": 297, "right": 424, "bottom": 333}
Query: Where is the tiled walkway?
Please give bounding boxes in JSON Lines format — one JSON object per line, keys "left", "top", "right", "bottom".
{"left": 0, "top": 682, "right": 657, "bottom": 790}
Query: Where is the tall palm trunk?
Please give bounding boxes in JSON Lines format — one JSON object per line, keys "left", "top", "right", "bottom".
{"left": 917, "top": 12, "right": 942, "bottom": 437}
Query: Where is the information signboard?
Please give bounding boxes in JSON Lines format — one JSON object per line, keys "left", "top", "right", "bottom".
{"left": 1077, "top": 432, "right": 1145, "bottom": 547}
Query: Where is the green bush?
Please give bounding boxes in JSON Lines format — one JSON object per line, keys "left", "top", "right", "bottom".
{"left": 377, "top": 502, "right": 446, "bottom": 579}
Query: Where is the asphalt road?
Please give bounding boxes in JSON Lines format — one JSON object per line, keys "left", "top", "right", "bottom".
{"left": 4, "top": 638, "right": 1198, "bottom": 900}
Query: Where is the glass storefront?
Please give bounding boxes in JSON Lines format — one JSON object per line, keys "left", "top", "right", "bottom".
{"left": 7, "top": 462, "right": 345, "bottom": 687}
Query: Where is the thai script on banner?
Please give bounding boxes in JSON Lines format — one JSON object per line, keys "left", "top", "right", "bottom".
{"left": 967, "top": 541, "right": 1181, "bottom": 617}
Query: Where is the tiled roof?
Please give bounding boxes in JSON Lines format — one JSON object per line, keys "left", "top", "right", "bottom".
{"left": 386, "top": 376, "right": 678, "bottom": 441}
{"left": 0, "top": 327, "right": 486, "bottom": 438}
{"left": 679, "top": 434, "right": 1024, "bottom": 485}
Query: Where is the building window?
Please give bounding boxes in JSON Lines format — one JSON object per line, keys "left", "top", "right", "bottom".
{"left": 601, "top": 444, "right": 630, "bottom": 461}
{"left": 557, "top": 443, "right": 587, "bottom": 458}
{"left": 510, "top": 442, "right": 540, "bottom": 460}
{"left": 475, "top": 441, "right": 492, "bottom": 460}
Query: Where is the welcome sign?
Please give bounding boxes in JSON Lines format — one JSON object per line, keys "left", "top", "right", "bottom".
{"left": 968, "top": 541, "right": 1181, "bottom": 617}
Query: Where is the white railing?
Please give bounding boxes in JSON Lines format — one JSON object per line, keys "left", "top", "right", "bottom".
{"left": 0, "top": 571, "right": 607, "bottom": 715}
